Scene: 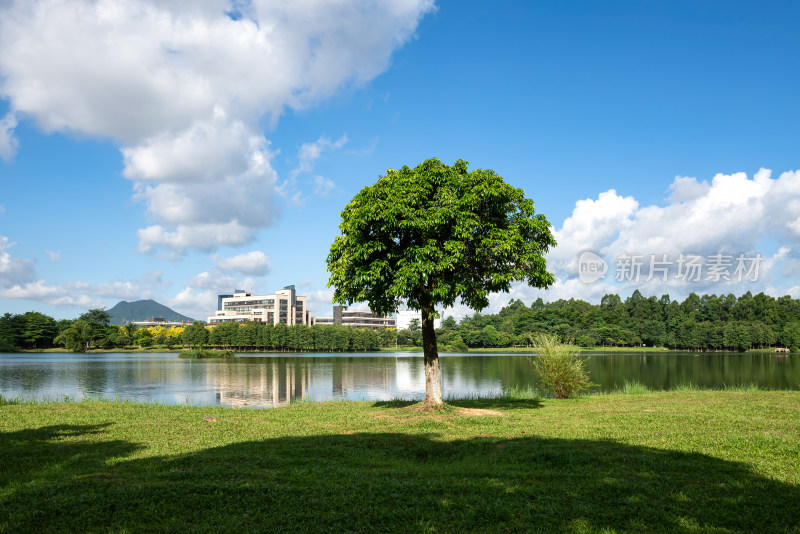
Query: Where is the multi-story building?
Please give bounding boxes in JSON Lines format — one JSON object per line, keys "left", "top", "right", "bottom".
{"left": 312, "top": 305, "right": 395, "bottom": 330}
{"left": 395, "top": 309, "right": 442, "bottom": 330}
{"left": 207, "top": 286, "right": 310, "bottom": 325}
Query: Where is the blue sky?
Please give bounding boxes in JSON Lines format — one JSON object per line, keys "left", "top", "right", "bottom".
{"left": 1, "top": 0, "right": 799, "bottom": 321}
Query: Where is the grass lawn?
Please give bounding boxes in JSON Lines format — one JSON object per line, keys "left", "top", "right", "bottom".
{"left": 1, "top": 391, "right": 799, "bottom": 533}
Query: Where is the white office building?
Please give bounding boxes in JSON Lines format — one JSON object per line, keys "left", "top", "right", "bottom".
{"left": 395, "top": 309, "right": 442, "bottom": 330}
{"left": 207, "top": 286, "right": 310, "bottom": 325}
{"left": 312, "top": 305, "right": 396, "bottom": 330}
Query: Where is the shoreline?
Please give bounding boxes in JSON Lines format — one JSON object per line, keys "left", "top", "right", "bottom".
{"left": 12, "top": 346, "right": 796, "bottom": 355}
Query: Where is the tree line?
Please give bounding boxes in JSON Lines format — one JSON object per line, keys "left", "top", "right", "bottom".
{"left": 0, "top": 309, "right": 393, "bottom": 352}
{"left": 3, "top": 289, "right": 800, "bottom": 353}
{"left": 425, "top": 290, "right": 800, "bottom": 351}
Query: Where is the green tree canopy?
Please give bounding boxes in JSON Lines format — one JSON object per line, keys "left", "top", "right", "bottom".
{"left": 327, "top": 158, "right": 556, "bottom": 405}
{"left": 79, "top": 308, "right": 112, "bottom": 326}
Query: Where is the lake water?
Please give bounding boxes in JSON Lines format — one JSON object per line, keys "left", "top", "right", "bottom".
{"left": 1, "top": 351, "right": 798, "bottom": 408}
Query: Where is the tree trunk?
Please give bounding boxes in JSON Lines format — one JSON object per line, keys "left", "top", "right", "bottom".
{"left": 421, "top": 304, "right": 443, "bottom": 406}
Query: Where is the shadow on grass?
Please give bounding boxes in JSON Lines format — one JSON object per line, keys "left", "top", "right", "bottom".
{"left": 371, "top": 399, "right": 417, "bottom": 408}
{"left": 446, "top": 397, "right": 543, "bottom": 410}
{"left": 2, "top": 425, "right": 799, "bottom": 533}
{"left": 371, "top": 399, "right": 543, "bottom": 410}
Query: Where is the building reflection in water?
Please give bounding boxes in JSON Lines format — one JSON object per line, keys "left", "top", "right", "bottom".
{"left": 211, "top": 361, "right": 312, "bottom": 408}
{"left": 210, "top": 357, "right": 430, "bottom": 408}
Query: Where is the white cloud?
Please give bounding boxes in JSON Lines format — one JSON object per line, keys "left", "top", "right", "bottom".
{"left": 305, "top": 288, "right": 335, "bottom": 318}
{"left": 137, "top": 222, "right": 254, "bottom": 254}
{"left": 165, "top": 287, "right": 217, "bottom": 322}
{"left": 0, "top": 258, "right": 166, "bottom": 309}
{"left": 538, "top": 168, "right": 800, "bottom": 303}
{"left": 0, "top": 235, "right": 36, "bottom": 288}
{"left": 0, "top": 0, "right": 435, "bottom": 252}
{"left": 292, "top": 134, "right": 348, "bottom": 177}
{"left": 213, "top": 251, "right": 271, "bottom": 276}
{"left": 167, "top": 269, "right": 258, "bottom": 319}
{"left": 312, "top": 175, "right": 336, "bottom": 196}
{"left": 547, "top": 189, "right": 639, "bottom": 274}
{"left": 45, "top": 250, "right": 61, "bottom": 262}
{"left": 0, "top": 112, "right": 18, "bottom": 161}
{"left": 429, "top": 168, "right": 800, "bottom": 319}
{"left": 187, "top": 271, "right": 250, "bottom": 292}
{"left": 0, "top": 280, "right": 101, "bottom": 308}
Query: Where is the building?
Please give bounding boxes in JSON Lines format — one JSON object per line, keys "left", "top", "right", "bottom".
{"left": 312, "top": 305, "right": 396, "bottom": 330}
{"left": 395, "top": 309, "right": 442, "bottom": 330}
{"left": 207, "top": 286, "right": 310, "bottom": 325}
{"left": 130, "top": 318, "right": 187, "bottom": 328}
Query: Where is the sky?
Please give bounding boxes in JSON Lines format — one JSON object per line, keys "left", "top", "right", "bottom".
{"left": 1, "top": 0, "right": 799, "bottom": 321}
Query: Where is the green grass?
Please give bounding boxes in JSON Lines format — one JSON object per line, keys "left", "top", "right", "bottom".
{"left": 1, "top": 392, "right": 799, "bottom": 533}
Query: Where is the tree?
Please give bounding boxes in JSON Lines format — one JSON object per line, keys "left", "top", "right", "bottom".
{"left": 54, "top": 320, "right": 93, "bottom": 352}
{"left": 780, "top": 322, "right": 800, "bottom": 349}
{"left": 79, "top": 308, "right": 112, "bottom": 326}
{"left": 21, "top": 312, "right": 57, "bottom": 349}
{"left": 327, "top": 158, "right": 555, "bottom": 405}
{"left": 182, "top": 322, "right": 209, "bottom": 348}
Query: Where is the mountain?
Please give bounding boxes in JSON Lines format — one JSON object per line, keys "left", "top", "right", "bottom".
{"left": 107, "top": 299, "right": 197, "bottom": 325}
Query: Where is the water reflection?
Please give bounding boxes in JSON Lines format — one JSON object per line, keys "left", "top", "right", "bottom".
{"left": 0, "top": 352, "right": 797, "bottom": 407}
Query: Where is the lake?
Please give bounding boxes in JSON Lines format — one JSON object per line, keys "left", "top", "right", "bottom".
{"left": 1, "top": 351, "right": 798, "bottom": 408}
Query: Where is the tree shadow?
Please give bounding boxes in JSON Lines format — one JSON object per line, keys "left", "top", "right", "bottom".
{"left": 0, "top": 423, "right": 142, "bottom": 489}
{"left": 371, "top": 399, "right": 417, "bottom": 408}
{"left": 2, "top": 426, "right": 799, "bottom": 532}
{"left": 446, "top": 397, "right": 543, "bottom": 410}
{"left": 371, "top": 398, "right": 543, "bottom": 410}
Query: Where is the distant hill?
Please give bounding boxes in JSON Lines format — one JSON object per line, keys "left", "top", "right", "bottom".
{"left": 107, "top": 299, "right": 197, "bottom": 325}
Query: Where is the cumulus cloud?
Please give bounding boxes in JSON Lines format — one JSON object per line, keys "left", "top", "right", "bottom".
{"left": 167, "top": 269, "right": 259, "bottom": 320}
{"left": 45, "top": 250, "right": 61, "bottom": 262}
{"left": 539, "top": 168, "right": 800, "bottom": 303}
{"left": 0, "top": 252, "right": 166, "bottom": 308}
{"left": 0, "top": 0, "right": 435, "bottom": 252}
{"left": 138, "top": 222, "right": 255, "bottom": 255}
{"left": 165, "top": 287, "right": 219, "bottom": 321}
{"left": 0, "top": 112, "right": 18, "bottom": 161}
{"left": 213, "top": 251, "right": 271, "bottom": 276}
{"left": 434, "top": 168, "right": 800, "bottom": 319}
{"left": 0, "top": 235, "right": 36, "bottom": 288}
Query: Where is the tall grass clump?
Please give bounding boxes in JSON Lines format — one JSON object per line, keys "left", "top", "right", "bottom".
{"left": 529, "top": 334, "right": 595, "bottom": 398}
{"left": 178, "top": 349, "right": 236, "bottom": 359}
{"left": 616, "top": 380, "right": 651, "bottom": 395}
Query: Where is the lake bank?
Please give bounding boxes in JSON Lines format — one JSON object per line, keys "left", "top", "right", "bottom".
{"left": 2, "top": 391, "right": 799, "bottom": 532}
{"left": 21, "top": 345, "right": 796, "bottom": 354}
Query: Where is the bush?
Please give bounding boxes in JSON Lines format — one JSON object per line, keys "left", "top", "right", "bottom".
{"left": 617, "top": 380, "right": 651, "bottom": 395}
{"left": 449, "top": 336, "right": 469, "bottom": 352}
{"left": 178, "top": 349, "right": 235, "bottom": 359}
{"left": 529, "top": 334, "right": 595, "bottom": 398}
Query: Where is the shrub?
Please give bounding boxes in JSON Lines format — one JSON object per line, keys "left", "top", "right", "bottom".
{"left": 178, "top": 349, "right": 235, "bottom": 359}
{"left": 529, "top": 334, "right": 595, "bottom": 398}
{"left": 449, "top": 336, "right": 469, "bottom": 352}
{"left": 617, "top": 380, "right": 651, "bottom": 395}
